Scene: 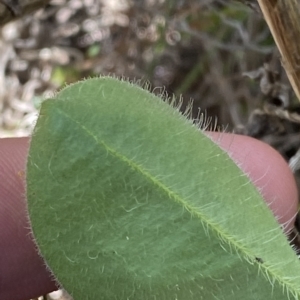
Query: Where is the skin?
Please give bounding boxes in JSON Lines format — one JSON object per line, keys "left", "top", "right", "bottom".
{"left": 0, "top": 134, "right": 298, "bottom": 300}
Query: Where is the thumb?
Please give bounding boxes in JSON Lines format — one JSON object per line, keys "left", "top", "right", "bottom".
{"left": 0, "top": 137, "right": 57, "bottom": 300}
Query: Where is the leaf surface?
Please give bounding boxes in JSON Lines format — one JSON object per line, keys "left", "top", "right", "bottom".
{"left": 27, "top": 77, "right": 300, "bottom": 299}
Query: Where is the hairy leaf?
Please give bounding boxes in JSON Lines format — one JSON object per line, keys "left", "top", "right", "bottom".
{"left": 27, "top": 77, "right": 300, "bottom": 299}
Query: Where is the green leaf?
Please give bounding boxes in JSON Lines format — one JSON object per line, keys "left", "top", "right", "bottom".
{"left": 27, "top": 77, "right": 300, "bottom": 299}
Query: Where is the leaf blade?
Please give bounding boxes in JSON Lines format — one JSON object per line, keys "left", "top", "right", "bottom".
{"left": 27, "top": 77, "right": 300, "bottom": 299}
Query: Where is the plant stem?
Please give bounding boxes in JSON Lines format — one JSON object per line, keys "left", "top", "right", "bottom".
{"left": 257, "top": 0, "right": 300, "bottom": 101}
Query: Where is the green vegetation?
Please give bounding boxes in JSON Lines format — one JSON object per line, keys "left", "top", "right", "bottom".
{"left": 27, "top": 77, "right": 300, "bottom": 299}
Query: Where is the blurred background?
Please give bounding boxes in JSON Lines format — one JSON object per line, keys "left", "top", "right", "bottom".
{"left": 0, "top": 0, "right": 284, "bottom": 138}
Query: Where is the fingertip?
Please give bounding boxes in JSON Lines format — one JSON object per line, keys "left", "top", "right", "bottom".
{"left": 207, "top": 132, "right": 298, "bottom": 233}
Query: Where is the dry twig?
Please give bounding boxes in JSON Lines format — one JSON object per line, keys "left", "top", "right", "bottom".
{"left": 257, "top": 0, "right": 300, "bottom": 100}
{"left": 0, "top": 0, "right": 50, "bottom": 25}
